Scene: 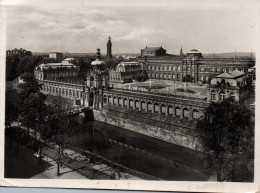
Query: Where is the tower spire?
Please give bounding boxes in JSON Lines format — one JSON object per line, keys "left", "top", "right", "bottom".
{"left": 106, "top": 36, "right": 112, "bottom": 60}
{"left": 96, "top": 48, "right": 101, "bottom": 60}
{"left": 180, "top": 46, "right": 183, "bottom": 56}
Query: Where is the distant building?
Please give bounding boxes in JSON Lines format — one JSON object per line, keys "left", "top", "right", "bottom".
{"left": 49, "top": 52, "right": 63, "bottom": 61}
{"left": 186, "top": 49, "right": 202, "bottom": 58}
{"left": 6, "top": 48, "right": 32, "bottom": 57}
{"left": 34, "top": 58, "right": 79, "bottom": 80}
{"left": 138, "top": 47, "right": 254, "bottom": 84}
{"left": 207, "top": 70, "right": 249, "bottom": 102}
{"left": 109, "top": 62, "right": 143, "bottom": 84}
{"left": 141, "top": 46, "right": 166, "bottom": 57}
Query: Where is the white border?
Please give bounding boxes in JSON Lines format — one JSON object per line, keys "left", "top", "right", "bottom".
{"left": 0, "top": 0, "right": 259, "bottom": 192}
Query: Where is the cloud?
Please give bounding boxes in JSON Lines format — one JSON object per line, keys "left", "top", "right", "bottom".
{"left": 5, "top": 3, "right": 256, "bottom": 53}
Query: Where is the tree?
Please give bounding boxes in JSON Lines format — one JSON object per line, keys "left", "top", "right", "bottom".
{"left": 18, "top": 72, "right": 42, "bottom": 100}
{"left": 17, "top": 56, "right": 43, "bottom": 75}
{"left": 45, "top": 96, "right": 80, "bottom": 175}
{"left": 196, "top": 97, "right": 254, "bottom": 182}
{"left": 6, "top": 56, "right": 20, "bottom": 81}
{"left": 19, "top": 92, "right": 48, "bottom": 163}
{"left": 5, "top": 85, "right": 21, "bottom": 128}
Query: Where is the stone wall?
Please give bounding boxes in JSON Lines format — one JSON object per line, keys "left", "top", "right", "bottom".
{"left": 93, "top": 108, "right": 202, "bottom": 151}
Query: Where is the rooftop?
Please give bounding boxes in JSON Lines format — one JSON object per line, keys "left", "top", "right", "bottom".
{"left": 142, "top": 46, "right": 163, "bottom": 51}
{"left": 215, "top": 70, "right": 245, "bottom": 79}
{"left": 117, "top": 62, "right": 140, "bottom": 67}
{"left": 187, "top": 49, "right": 201, "bottom": 54}
{"left": 91, "top": 59, "right": 105, "bottom": 66}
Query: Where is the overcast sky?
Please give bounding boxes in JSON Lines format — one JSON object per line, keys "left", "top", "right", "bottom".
{"left": 2, "top": 0, "right": 258, "bottom": 54}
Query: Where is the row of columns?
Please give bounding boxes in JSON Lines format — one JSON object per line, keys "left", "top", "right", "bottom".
{"left": 105, "top": 96, "right": 201, "bottom": 120}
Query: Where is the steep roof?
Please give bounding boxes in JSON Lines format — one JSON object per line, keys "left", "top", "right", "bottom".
{"left": 142, "top": 47, "right": 163, "bottom": 51}
{"left": 215, "top": 72, "right": 234, "bottom": 79}
{"left": 215, "top": 70, "right": 244, "bottom": 79}
{"left": 229, "top": 70, "right": 244, "bottom": 78}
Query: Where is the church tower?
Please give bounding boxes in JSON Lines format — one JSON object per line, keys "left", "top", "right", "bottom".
{"left": 106, "top": 36, "right": 112, "bottom": 60}
{"left": 180, "top": 46, "right": 184, "bottom": 56}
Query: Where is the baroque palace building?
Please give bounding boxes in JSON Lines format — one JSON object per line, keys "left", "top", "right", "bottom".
{"left": 34, "top": 39, "right": 254, "bottom": 126}
{"left": 138, "top": 47, "right": 254, "bottom": 84}
{"left": 33, "top": 39, "right": 254, "bottom": 150}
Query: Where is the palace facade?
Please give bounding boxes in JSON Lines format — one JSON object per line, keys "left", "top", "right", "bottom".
{"left": 109, "top": 62, "right": 143, "bottom": 84}
{"left": 34, "top": 40, "right": 254, "bottom": 125}
{"left": 138, "top": 48, "right": 254, "bottom": 84}
{"left": 33, "top": 39, "right": 255, "bottom": 150}
{"left": 34, "top": 58, "right": 80, "bottom": 80}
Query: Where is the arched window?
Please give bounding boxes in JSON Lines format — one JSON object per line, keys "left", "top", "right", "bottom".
{"left": 219, "top": 91, "right": 226, "bottom": 101}
{"left": 108, "top": 96, "right": 112, "bottom": 104}
{"left": 177, "top": 65, "right": 181, "bottom": 71}
{"left": 175, "top": 106, "right": 181, "bottom": 117}
{"left": 161, "top": 104, "right": 166, "bottom": 114}
{"left": 103, "top": 95, "right": 107, "bottom": 104}
{"left": 129, "top": 99, "right": 134, "bottom": 108}
{"left": 123, "top": 98, "right": 128, "bottom": 107}
{"left": 168, "top": 106, "right": 173, "bottom": 115}
{"left": 113, "top": 97, "right": 117, "bottom": 105}
{"left": 69, "top": 89, "right": 72, "bottom": 97}
{"left": 200, "top": 67, "right": 204, "bottom": 72}
{"left": 160, "top": 73, "right": 164, "bottom": 79}
{"left": 141, "top": 101, "right": 146, "bottom": 110}
{"left": 183, "top": 108, "right": 189, "bottom": 118}
{"left": 154, "top": 103, "right": 159, "bottom": 113}
{"left": 146, "top": 102, "right": 152, "bottom": 111}
{"left": 172, "top": 66, "right": 176, "bottom": 71}
{"left": 118, "top": 98, "right": 123, "bottom": 106}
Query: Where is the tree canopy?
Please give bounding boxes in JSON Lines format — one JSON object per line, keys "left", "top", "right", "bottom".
{"left": 5, "top": 85, "right": 21, "bottom": 127}
{"left": 17, "top": 56, "right": 43, "bottom": 75}
{"left": 196, "top": 97, "right": 254, "bottom": 182}
{"left": 18, "top": 73, "right": 42, "bottom": 100}
{"left": 19, "top": 92, "right": 47, "bottom": 131}
{"left": 6, "top": 56, "right": 20, "bottom": 81}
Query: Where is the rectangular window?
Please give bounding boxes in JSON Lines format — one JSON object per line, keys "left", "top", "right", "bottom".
{"left": 211, "top": 93, "right": 216, "bottom": 100}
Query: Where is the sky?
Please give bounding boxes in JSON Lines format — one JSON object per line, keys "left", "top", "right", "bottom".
{"left": 2, "top": 0, "right": 258, "bottom": 54}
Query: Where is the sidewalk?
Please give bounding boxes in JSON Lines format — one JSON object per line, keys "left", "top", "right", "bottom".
{"left": 5, "top": 138, "right": 86, "bottom": 179}
{"left": 32, "top": 155, "right": 87, "bottom": 179}
{"left": 6, "top": 124, "right": 143, "bottom": 179}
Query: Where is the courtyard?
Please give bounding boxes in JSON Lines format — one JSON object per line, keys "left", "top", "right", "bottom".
{"left": 114, "top": 79, "right": 208, "bottom": 99}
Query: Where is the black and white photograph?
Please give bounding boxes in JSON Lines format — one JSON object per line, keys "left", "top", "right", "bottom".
{"left": 0, "top": 0, "right": 259, "bottom": 192}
